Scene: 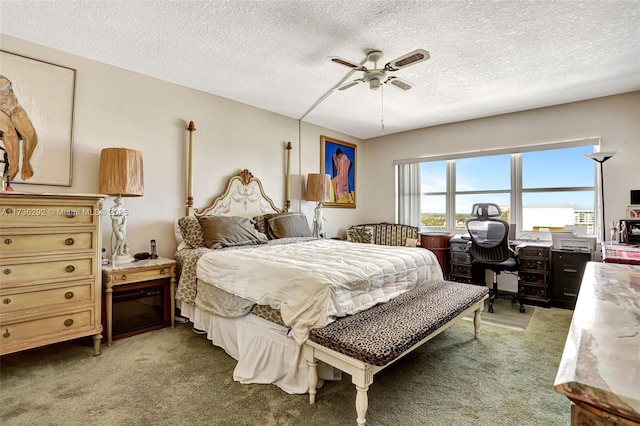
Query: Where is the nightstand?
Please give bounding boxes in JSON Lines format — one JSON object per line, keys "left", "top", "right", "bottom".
{"left": 102, "top": 257, "right": 176, "bottom": 345}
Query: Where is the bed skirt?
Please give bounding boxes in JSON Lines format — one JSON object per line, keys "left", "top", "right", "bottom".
{"left": 177, "top": 300, "right": 341, "bottom": 394}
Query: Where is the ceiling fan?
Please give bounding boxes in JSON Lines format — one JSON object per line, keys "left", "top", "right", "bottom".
{"left": 330, "top": 49, "right": 430, "bottom": 91}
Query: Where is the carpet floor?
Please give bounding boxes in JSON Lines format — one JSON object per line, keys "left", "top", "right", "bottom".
{"left": 0, "top": 305, "right": 574, "bottom": 426}
{"left": 463, "top": 298, "right": 535, "bottom": 331}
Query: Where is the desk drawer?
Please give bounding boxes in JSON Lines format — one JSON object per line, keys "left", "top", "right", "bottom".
{"left": 0, "top": 257, "right": 94, "bottom": 286}
{"left": 0, "top": 231, "right": 94, "bottom": 256}
{"left": 0, "top": 281, "right": 93, "bottom": 314}
{"left": 450, "top": 242, "right": 470, "bottom": 252}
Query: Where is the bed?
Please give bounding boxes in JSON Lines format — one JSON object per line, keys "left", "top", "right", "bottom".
{"left": 174, "top": 168, "right": 445, "bottom": 393}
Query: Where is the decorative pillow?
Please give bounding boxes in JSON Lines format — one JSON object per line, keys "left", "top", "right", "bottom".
{"left": 198, "top": 215, "right": 268, "bottom": 249}
{"left": 267, "top": 212, "right": 313, "bottom": 239}
{"left": 346, "top": 226, "right": 374, "bottom": 244}
{"left": 178, "top": 216, "right": 206, "bottom": 248}
{"left": 252, "top": 213, "right": 279, "bottom": 236}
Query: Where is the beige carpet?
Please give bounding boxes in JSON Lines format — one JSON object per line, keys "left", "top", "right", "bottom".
{"left": 0, "top": 306, "right": 573, "bottom": 426}
{"left": 464, "top": 298, "right": 535, "bottom": 331}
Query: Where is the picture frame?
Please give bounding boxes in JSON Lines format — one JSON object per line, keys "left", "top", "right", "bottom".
{"left": 627, "top": 205, "right": 640, "bottom": 220}
{"left": 321, "top": 135, "right": 356, "bottom": 208}
{"left": 0, "top": 50, "right": 76, "bottom": 186}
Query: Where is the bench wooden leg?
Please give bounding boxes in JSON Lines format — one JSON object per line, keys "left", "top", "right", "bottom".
{"left": 307, "top": 359, "right": 318, "bottom": 404}
{"left": 473, "top": 306, "right": 482, "bottom": 339}
{"left": 355, "top": 385, "right": 369, "bottom": 426}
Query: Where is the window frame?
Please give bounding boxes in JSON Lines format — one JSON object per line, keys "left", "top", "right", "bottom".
{"left": 395, "top": 138, "right": 600, "bottom": 236}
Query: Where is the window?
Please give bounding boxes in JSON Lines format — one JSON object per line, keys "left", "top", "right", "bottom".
{"left": 399, "top": 141, "right": 597, "bottom": 237}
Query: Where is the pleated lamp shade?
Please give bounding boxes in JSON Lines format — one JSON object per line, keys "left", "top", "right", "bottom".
{"left": 98, "top": 148, "right": 144, "bottom": 196}
{"left": 306, "top": 173, "right": 330, "bottom": 202}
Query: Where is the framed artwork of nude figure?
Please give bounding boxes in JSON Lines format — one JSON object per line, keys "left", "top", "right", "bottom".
{"left": 0, "top": 50, "right": 75, "bottom": 186}
{"left": 321, "top": 135, "right": 356, "bottom": 208}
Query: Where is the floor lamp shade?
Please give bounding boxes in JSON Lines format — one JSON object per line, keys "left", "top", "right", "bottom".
{"left": 98, "top": 148, "right": 144, "bottom": 197}
{"left": 306, "top": 173, "right": 330, "bottom": 202}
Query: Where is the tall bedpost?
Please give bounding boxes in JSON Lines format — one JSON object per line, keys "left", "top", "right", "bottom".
{"left": 285, "top": 141, "right": 292, "bottom": 212}
{"left": 186, "top": 121, "right": 196, "bottom": 216}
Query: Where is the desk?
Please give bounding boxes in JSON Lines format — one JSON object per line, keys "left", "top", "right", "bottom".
{"left": 602, "top": 243, "right": 640, "bottom": 265}
{"left": 554, "top": 262, "right": 640, "bottom": 425}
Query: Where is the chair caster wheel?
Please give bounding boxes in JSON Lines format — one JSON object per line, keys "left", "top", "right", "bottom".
{"left": 519, "top": 306, "right": 525, "bottom": 313}
{"left": 488, "top": 306, "right": 494, "bottom": 313}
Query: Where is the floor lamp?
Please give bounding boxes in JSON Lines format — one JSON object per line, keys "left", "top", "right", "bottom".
{"left": 99, "top": 148, "right": 144, "bottom": 264}
{"left": 584, "top": 151, "right": 617, "bottom": 243}
{"left": 306, "top": 173, "right": 330, "bottom": 238}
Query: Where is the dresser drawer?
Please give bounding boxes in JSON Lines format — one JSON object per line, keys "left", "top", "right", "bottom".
{"left": 0, "top": 281, "right": 93, "bottom": 314}
{"left": 451, "top": 263, "right": 473, "bottom": 277}
{"left": 0, "top": 231, "right": 94, "bottom": 256}
{"left": 0, "top": 309, "right": 93, "bottom": 346}
{"left": 0, "top": 257, "right": 94, "bottom": 286}
{"left": 0, "top": 203, "right": 98, "bottom": 227}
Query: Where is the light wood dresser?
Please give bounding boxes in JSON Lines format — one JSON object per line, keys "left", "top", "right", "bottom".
{"left": 0, "top": 192, "right": 104, "bottom": 356}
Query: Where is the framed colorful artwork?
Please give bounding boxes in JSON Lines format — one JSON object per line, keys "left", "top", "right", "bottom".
{"left": 627, "top": 205, "right": 640, "bottom": 219}
{"left": 321, "top": 135, "right": 356, "bottom": 208}
{"left": 0, "top": 50, "right": 76, "bottom": 186}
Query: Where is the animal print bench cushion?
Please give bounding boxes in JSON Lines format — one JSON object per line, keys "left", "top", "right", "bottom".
{"left": 308, "top": 280, "right": 489, "bottom": 367}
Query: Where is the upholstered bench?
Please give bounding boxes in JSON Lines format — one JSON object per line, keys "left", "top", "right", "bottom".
{"left": 303, "top": 280, "right": 489, "bottom": 426}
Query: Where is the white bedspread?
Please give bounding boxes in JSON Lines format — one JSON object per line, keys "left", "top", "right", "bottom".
{"left": 196, "top": 239, "right": 443, "bottom": 344}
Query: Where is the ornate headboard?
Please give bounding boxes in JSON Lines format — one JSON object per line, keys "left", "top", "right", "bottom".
{"left": 185, "top": 121, "right": 291, "bottom": 216}
{"left": 193, "top": 169, "right": 282, "bottom": 217}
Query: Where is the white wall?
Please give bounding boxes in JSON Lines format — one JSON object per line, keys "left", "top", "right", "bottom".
{"left": 361, "top": 92, "right": 640, "bottom": 235}
{"left": 0, "top": 35, "right": 363, "bottom": 257}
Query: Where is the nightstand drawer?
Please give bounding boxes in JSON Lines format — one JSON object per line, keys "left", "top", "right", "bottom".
{"left": 0, "top": 281, "right": 93, "bottom": 314}
{"left": 452, "top": 252, "right": 471, "bottom": 263}
{"left": 0, "top": 203, "right": 98, "bottom": 227}
{"left": 0, "top": 257, "right": 94, "bottom": 286}
{"left": 0, "top": 309, "right": 93, "bottom": 345}
{"left": 451, "top": 242, "right": 470, "bottom": 252}
{"left": 109, "top": 266, "right": 174, "bottom": 285}
{"left": 0, "top": 231, "right": 94, "bottom": 256}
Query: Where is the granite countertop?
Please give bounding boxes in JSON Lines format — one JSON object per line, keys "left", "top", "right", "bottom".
{"left": 554, "top": 261, "right": 640, "bottom": 421}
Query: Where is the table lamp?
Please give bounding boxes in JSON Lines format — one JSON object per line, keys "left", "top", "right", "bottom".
{"left": 306, "top": 173, "right": 330, "bottom": 238}
{"left": 583, "top": 151, "right": 616, "bottom": 243}
{"left": 99, "top": 148, "right": 144, "bottom": 264}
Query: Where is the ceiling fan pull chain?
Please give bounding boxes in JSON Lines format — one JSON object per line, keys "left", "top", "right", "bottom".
{"left": 381, "top": 84, "right": 385, "bottom": 135}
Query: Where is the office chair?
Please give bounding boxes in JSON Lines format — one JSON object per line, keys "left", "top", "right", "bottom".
{"left": 466, "top": 203, "right": 523, "bottom": 313}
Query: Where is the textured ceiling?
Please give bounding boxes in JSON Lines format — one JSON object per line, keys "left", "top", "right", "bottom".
{"left": 1, "top": 1, "right": 639, "bottom": 139}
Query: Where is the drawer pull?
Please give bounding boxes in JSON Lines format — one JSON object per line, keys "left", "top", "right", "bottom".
{"left": 64, "top": 319, "right": 74, "bottom": 327}
{"left": 64, "top": 291, "right": 74, "bottom": 300}
{"left": 3, "top": 268, "right": 11, "bottom": 275}
{"left": 66, "top": 265, "right": 76, "bottom": 273}
{"left": 2, "top": 329, "right": 9, "bottom": 338}
{"left": 4, "top": 208, "right": 13, "bottom": 215}
{"left": 160, "top": 268, "right": 166, "bottom": 275}
{"left": 4, "top": 238, "right": 12, "bottom": 245}
{"left": 65, "top": 211, "right": 76, "bottom": 218}
{"left": 3, "top": 297, "right": 11, "bottom": 305}
{"left": 121, "top": 274, "right": 127, "bottom": 281}
{"left": 65, "top": 238, "right": 75, "bottom": 246}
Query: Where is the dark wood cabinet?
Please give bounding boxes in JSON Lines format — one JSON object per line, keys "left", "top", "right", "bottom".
{"left": 420, "top": 232, "right": 452, "bottom": 277}
{"left": 517, "top": 243, "right": 551, "bottom": 306}
{"left": 449, "top": 237, "right": 484, "bottom": 285}
{"left": 551, "top": 249, "right": 591, "bottom": 309}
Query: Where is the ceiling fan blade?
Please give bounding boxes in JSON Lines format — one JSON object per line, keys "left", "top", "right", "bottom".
{"left": 329, "top": 56, "right": 367, "bottom": 71}
{"left": 385, "top": 49, "right": 430, "bottom": 71}
{"left": 385, "top": 76, "right": 413, "bottom": 91}
{"left": 337, "top": 79, "right": 363, "bottom": 91}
